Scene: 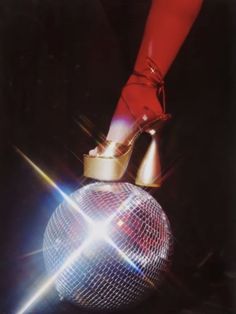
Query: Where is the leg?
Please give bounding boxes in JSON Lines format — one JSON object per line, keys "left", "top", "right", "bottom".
{"left": 135, "top": 0, "right": 203, "bottom": 75}
{"left": 106, "top": 0, "right": 203, "bottom": 144}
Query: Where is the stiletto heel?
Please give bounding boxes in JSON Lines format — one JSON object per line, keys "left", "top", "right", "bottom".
{"left": 135, "top": 130, "right": 162, "bottom": 187}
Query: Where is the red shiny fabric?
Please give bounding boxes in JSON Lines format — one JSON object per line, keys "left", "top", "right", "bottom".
{"left": 109, "top": 0, "right": 203, "bottom": 124}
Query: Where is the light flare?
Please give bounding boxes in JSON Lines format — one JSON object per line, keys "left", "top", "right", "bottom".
{"left": 19, "top": 248, "right": 44, "bottom": 259}
{"left": 106, "top": 238, "right": 155, "bottom": 288}
{"left": 14, "top": 147, "right": 92, "bottom": 224}
{"left": 106, "top": 192, "right": 141, "bottom": 224}
{"left": 88, "top": 220, "right": 109, "bottom": 241}
{"left": 17, "top": 238, "right": 92, "bottom": 314}
{"left": 15, "top": 148, "right": 155, "bottom": 313}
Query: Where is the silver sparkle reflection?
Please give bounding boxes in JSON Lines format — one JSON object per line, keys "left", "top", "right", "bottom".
{"left": 43, "top": 183, "right": 171, "bottom": 310}
{"left": 16, "top": 150, "right": 172, "bottom": 313}
{"left": 17, "top": 190, "right": 146, "bottom": 313}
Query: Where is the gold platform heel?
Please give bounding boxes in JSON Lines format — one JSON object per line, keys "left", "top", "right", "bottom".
{"left": 135, "top": 130, "right": 162, "bottom": 187}
{"left": 83, "top": 141, "right": 133, "bottom": 181}
{"left": 83, "top": 114, "right": 170, "bottom": 183}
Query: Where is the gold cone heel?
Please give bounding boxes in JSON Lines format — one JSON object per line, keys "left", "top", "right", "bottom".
{"left": 135, "top": 131, "right": 162, "bottom": 187}
{"left": 83, "top": 114, "right": 170, "bottom": 184}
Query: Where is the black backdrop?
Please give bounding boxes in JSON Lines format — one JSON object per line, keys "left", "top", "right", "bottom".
{"left": 0, "top": 0, "right": 235, "bottom": 313}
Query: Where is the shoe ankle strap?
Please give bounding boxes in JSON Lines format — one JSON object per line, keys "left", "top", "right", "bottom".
{"left": 133, "top": 57, "right": 164, "bottom": 87}
{"left": 132, "top": 57, "right": 166, "bottom": 113}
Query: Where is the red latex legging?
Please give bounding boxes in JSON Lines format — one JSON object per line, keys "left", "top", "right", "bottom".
{"left": 107, "top": 0, "right": 203, "bottom": 142}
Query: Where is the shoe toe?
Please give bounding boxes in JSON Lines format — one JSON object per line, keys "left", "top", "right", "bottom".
{"left": 89, "top": 147, "right": 98, "bottom": 156}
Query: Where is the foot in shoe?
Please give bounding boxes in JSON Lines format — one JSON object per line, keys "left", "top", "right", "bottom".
{"left": 89, "top": 58, "right": 166, "bottom": 156}
{"left": 106, "top": 74, "right": 164, "bottom": 145}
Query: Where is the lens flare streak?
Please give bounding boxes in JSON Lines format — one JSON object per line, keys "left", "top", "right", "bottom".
{"left": 17, "top": 239, "right": 92, "bottom": 314}
{"left": 106, "top": 238, "right": 155, "bottom": 288}
{"left": 15, "top": 147, "right": 92, "bottom": 224}
{"left": 106, "top": 193, "right": 142, "bottom": 223}
{"left": 15, "top": 148, "right": 155, "bottom": 313}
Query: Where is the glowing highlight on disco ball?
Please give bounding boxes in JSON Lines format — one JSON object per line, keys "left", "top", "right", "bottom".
{"left": 15, "top": 149, "right": 172, "bottom": 313}
{"left": 14, "top": 150, "right": 142, "bottom": 313}
{"left": 43, "top": 182, "right": 172, "bottom": 311}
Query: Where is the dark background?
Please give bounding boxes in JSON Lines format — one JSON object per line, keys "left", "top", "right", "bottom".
{"left": 0, "top": 0, "right": 235, "bottom": 313}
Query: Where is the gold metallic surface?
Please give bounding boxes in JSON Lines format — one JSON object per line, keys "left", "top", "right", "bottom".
{"left": 135, "top": 134, "right": 162, "bottom": 187}
{"left": 84, "top": 144, "right": 133, "bottom": 181}
{"left": 83, "top": 114, "right": 170, "bottom": 185}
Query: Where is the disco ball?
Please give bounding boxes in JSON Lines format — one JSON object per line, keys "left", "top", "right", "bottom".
{"left": 43, "top": 182, "right": 172, "bottom": 311}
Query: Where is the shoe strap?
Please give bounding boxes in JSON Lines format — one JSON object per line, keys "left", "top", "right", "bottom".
{"left": 96, "top": 140, "right": 130, "bottom": 157}
{"left": 132, "top": 57, "right": 166, "bottom": 114}
{"left": 120, "top": 57, "right": 168, "bottom": 141}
